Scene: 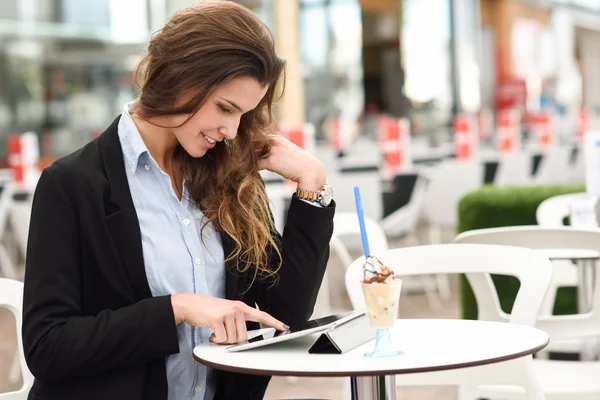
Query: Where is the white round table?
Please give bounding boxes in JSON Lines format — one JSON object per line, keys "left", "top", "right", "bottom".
{"left": 193, "top": 319, "right": 549, "bottom": 400}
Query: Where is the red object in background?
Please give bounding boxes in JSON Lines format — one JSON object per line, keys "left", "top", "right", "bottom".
{"left": 529, "top": 112, "right": 554, "bottom": 149}
{"left": 497, "top": 109, "right": 518, "bottom": 153}
{"left": 454, "top": 114, "right": 475, "bottom": 162}
{"left": 376, "top": 115, "right": 391, "bottom": 145}
{"left": 280, "top": 124, "right": 315, "bottom": 187}
{"left": 280, "top": 124, "right": 315, "bottom": 154}
{"left": 7, "top": 135, "right": 23, "bottom": 183}
{"left": 7, "top": 132, "right": 43, "bottom": 189}
{"left": 286, "top": 127, "right": 304, "bottom": 149}
{"left": 578, "top": 109, "right": 591, "bottom": 144}
{"left": 379, "top": 117, "right": 411, "bottom": 177}
{"left": 496, "top": 77, "right": 527, "bottom": 112}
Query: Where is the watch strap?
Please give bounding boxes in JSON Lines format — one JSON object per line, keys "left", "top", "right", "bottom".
{"left": 296, "top": 187, "right": 320, "bottom": 202}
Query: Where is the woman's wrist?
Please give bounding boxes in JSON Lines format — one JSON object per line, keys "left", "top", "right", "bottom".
{"left": 297, "top": 163, "right": 326, "bottom": 192}
{"left": 171, "top": 293, "right": 189, "bottom": 325}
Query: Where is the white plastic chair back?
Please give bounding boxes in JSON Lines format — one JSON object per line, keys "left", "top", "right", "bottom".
{"left": 331, "top": 211, "right": 388, "bottom": 266}
{"left": 381, "top": 174, "right": 427, "bottom": 237}
{"left": 535, "top": 192, "right": 589, "bottom": 227}
{"left": 9, "top": 200, "right": 32, "bottom": 261}
{"left": 454, "top": 226, "right": 600, "bottom": 339}
{"left": 0, "top": 178, "right": 14, "bottom": 235}
{"left": 534, "top": 147, "right": 571, "bottom": 185}
{"left": 263, "top": 181, "right": 291, "bottom": 234}
{"left": 344, "top": 243, "right": 552, "bottom": 327}
{"left": 421, "top": 160, "right": 483, "bottom": 228}
{"left": 0, "top": 180, "right": 16, "bottom": 279}
{"left": 0, "top": 278, "right": 34, "bottom": 399}
{"left": 327, "top": 170, "right": 382, "bottom": 221}
{"left": 494, "top": 151, "right": 531, "bottom": 186}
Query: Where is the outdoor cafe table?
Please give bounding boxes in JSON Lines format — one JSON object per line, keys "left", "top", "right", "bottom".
{"left": 193, "top": 318, "right": 549, "bottom": 400}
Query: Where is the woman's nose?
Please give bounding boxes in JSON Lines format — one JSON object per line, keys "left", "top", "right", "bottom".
{"left": 219, "top": 124, "right": 237, "bottom": 140}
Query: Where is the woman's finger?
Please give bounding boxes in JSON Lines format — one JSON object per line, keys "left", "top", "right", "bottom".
{"left": 235, "top": 312, "right": 248, "bottom": 343}
{"left": 224, "top": 316, "right": 237, "bottom": 344}
{"left": 212, "top": 322, "right": 227, "bottom": 344}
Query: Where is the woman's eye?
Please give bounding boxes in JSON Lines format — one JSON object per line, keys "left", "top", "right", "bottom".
{"left": 219, "top": 105, "right": 232, "bottom": 114}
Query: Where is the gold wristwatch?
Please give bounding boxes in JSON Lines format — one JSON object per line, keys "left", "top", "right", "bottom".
{"left": 296, "top": 184, "right": 333, "bottom": 207}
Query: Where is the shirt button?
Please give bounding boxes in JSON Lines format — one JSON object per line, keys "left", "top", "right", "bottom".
{"left": 194, "top": 257, "right": 201, "bottom": 265}
{"left": 183, "top": 218, "right": 190, "bottom": 226}
{"left": 144, "top": 164, "right": 150, "bottom": 171}
{"left": 194, "top": 385, "right": 201, "bottom": 393}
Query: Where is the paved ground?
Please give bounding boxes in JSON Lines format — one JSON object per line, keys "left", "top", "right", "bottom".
{"left": 1, "top": 246, "right": 460, "bottom": 399}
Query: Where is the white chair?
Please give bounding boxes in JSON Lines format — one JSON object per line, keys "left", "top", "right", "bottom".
{"left": 331, "top": 211, "right": 444, "bottom": 311}
{"left": 263, "top": 177, "right": 293, "bottom": 235}
{"left": 536, "top": 192, "right": 590, "bottom": 227}
{"left": 454, "top": 225, "right": 598, "bottom": 319}
{"left": 454, "top": 226, "right": 600, "bottom": 400}
{"left": 534, "top": 147, "right": 572, "bottom": 185}
{"left": 327, "top": 169, "right": 382, "bottom": 222}
{"left": 0, "top": 278, "right": 34, "bottom": 399}
{"left": 535, "top": 193, "right": 591, "bottom": 317}
{"left": 344, "top": 244, "right": 551, "bottom": 399}
{"left": 0, "top": 179, "right": 16, "bottom": 279}
{"left": 381, "top": 173, "right": 427, "bottom": 241}
{"left": 331, "top": 211, "right": 389, "bottom": 267}
{"left": 421, "top": 160, "right": 484, "bottom": 243}
{"left": 9, "top": 199, "right": 32, "bottom": 262}
{"left": 5, "top": 198, "right": 32, "bottom": 387}
{"left": 420, "top": 160, "right": 484, "bottom": 300}
{"left": 494, "top": 151, "right": 532, "bottom": 186}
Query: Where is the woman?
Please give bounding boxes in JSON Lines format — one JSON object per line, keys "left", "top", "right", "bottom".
{"left": 22, "top": 2, "right": 335, "bottom": 400}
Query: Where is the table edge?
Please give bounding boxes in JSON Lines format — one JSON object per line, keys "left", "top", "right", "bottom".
{"left": 192, "top": 337, "right": 549, "bottom": 378}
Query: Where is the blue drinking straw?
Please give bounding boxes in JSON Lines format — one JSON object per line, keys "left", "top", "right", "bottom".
{"left": 353, "top": 186, "right": 370, "bottom": 258}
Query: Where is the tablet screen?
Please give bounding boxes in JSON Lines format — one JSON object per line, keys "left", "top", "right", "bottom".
{"left": 289, "top": 313, "right": 347, "bottom": 332}
{"left": 227, "top": 312, "right": 354, "bottom": 349}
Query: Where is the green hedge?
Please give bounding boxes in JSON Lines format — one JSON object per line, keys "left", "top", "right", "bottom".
{"left": 458, "top": 184, "right": 585, "bottom": 320}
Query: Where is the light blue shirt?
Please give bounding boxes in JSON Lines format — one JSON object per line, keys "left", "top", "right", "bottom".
{"left": 118, "top": 104, "right": 225, "bottom": 400}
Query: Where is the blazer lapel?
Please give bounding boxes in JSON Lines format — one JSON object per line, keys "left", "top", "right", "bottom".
{"left": 98, "top": 116, "right": 152, "bottom": 301}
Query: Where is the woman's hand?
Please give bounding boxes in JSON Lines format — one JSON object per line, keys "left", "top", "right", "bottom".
{"left": 171, "top": 293, "right": 288, "bottom": 344}
{"left": 257, "top": 135, "right": 327, "bottom": 191}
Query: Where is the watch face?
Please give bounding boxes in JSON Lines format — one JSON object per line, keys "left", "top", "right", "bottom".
{"left": 320, "top": 185, "right": 333, "bottom": 206}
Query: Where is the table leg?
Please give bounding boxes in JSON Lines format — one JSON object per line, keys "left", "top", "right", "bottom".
{"left": 577, "top": 260, "right": 594, "bottom": 314}
{"left": 384, "top": 375, "right": 397, "bottom": 400}
{"left": 354, "top": 376, "right": 379, "bottom": 399}
{"left": 352, "top": 376, "right": 396, "bottom": 400}
{"left": 576, "top": 259, "right": 597, "bottom": 361}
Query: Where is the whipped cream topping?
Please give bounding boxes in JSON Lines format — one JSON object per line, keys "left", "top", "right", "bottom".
{"left": 362, "top": 255, "right": 395, "bottom": 284}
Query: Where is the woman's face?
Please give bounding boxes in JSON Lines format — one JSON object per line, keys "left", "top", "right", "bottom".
{"left": 168, "top": 76, "right": 268, "bottom": 158}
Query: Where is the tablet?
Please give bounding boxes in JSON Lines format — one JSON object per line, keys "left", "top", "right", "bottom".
{"left": 225, "top": 311, "right": 365, "bottom": 352}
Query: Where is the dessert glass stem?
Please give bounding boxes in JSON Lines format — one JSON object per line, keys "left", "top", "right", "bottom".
{"left": 364, "top": 328, "right": 402, "bottom": 358}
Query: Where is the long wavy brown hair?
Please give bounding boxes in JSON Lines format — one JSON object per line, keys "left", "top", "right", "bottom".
{"left": 134, "top": 1, "right": 286, "bottom": 284}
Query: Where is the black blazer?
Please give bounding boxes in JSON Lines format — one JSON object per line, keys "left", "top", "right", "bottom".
{"left": 22, "top": 116, "right": 335, "bottom": 400}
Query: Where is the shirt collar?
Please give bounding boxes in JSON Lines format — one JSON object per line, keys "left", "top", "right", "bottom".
{"left": 118, "top": 102, "right": 150, "bottom": 175}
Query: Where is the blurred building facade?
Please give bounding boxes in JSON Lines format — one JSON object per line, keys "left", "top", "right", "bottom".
{"left": 0, "top": 0, "right": 597, "bottom": 163}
